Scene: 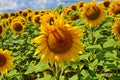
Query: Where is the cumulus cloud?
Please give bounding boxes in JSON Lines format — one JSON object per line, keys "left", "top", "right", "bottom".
{"left": 0, "top": 0, "right": 103, "bottom": 13}
{"left": 0, "top": 0, "right": 19, "bottom": 11}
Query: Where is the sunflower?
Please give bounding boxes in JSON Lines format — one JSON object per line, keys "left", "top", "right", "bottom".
{"left": 17, "top": 10, "right": 23, "bottom": 16}
{"left": 62, "top": 7, "right": 72, "bottom": 16}
{"left": 31, "top": 14, "right": 84, "bottom": 65}
{"left": 0, "top": 23, "right": 6, "bottom": 37}
{"left": 70, "top": 4, "right": 78, "bottom": 11}
{"left": 10, "top": 20, "right": 25, "bottom": 34}
{"left": 34, "top": 10, "right": 40, "bottom": 15}
{"left": 32, "top": 15, "right": 41, "bottom": 26}
{"left": 102, "top": 0, "right": 111, "bottom": 8}
{"left": 0, "top": 49, "right": 14, "bottom": 75}
{"left": 2, "top": 13, "right": 9, "bottom": 19}
{"left": 81, "top": 2, "right": 106, "bottom": 27}
{"left": 112, "top": 20, "right": 120, "bottom": 40}
{"left": 77, "top": 1, "right": 84, "bottom": 11}
{"left": 9, "top": 12, "right": 16, "bottom": 17}
{"left": 41, "top": 12, "right": 58, "bottom": 26}
{"left": 27, "top": 13, "right": 33, "bottom": 23}
{"left": 15, "top": 12, "right": 19, "bottom": 17}
{"left": 109, "top": 1, "right": 120, "bottom": 16}
{"left": 70, "top": 14, "right": 80, "bottom": 20}
{"left": 22, "top": 11, "right": 28, "bottom": 18}
{"left": 25, "top": 8, "right": 32, "bottom": 13}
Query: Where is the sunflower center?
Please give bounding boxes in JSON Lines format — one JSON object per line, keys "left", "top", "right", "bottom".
{"left": 34, "top": 11, "right": 39, "bottom": 15}
{"left": 86, "top": 6, "right": 100, "bottom": 20}
{"left": 35, "top": 17, "right": 40, "bottom": 23}
{"left": 66, "top": 9, "right": 72, "bottom": 15}
{"left": 47, "top": 28, "right": 73, "bottom": 53}
{"left": 103, "top": 1, "right": 110, "bottom": 7}
{"left": 71, "top": 14, "right": 79, "bottom": 20}
{"left": 49, "top": 17, "right": 54, "bottom": 25}
{"left": 71, "top": 5, "right": 77, "bottom": 10}
{"left": 22, "top": 12, "right": 27, "bottom": 17}
{"left": 0, "top": 25, "right": 2, "bottom": 34}
{"left": 117, "top": 26, "right": 120, "bottom": 34}
{"left": 114, "top": 4, "right": 120, "bottom": 15}
{"left": 79, "top": 2, "right": 84, "bottom": 8}
{"left": 28, "top": 16, "right": 32, "bottom": 22}
{"left": 3, "top": 13, "right": 9, "bottom": 19}
{"left": 0, "top": 54, "right": 6, "bottom": 66}
{"left": 13, "top": 23, "right": 23, "bottom": 32}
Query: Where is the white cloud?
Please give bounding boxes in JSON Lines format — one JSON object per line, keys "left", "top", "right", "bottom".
{"left": 0, "top": 0, "right": 19, "bottom": 11}
{"left": 0, "top": 0, "right": 82, "bottom": 13}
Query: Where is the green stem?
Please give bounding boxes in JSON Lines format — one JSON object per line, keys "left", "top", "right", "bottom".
{"left": 77, "top": 61, "right": 82, "bottom": 80}
{"left": 2, "top": 75, "right": 6, "bottom": 80}
{"left": 90, "top": 28, "right": 94, "bottom": 44}
{"left": 0, "top": 37, "right": 4, "bottom": 49}
{"left": 51, "top": 62, "right": 62, "bottom": 80}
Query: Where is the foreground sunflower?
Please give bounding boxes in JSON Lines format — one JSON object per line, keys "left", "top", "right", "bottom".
{"left": 0, "top": 23, "right": 6, "bottom": 37}
{"left": 10, "top": 20, "right": 25, "bottom": 34}
{"left": 112, "top": 20, "right": 120, "bottom": 41}
{"left": 0, "top": 49, "right": 14, "bottom": 75}
{"left": 31, "top": 14, "right": 84, "bottom": 65}
{"left": 81, "top": 2, "right": 106, "bottom": 27}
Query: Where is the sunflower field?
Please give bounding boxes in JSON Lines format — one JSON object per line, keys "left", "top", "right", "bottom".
{"left": 0, "top": 0, "right": 120, "bottom": 80}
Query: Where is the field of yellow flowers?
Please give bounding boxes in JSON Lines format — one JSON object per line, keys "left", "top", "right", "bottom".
{"left": 0, "top": 0, "right": 120, "bottom": 80}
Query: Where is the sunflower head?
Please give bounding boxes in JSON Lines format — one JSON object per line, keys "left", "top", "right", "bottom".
{"left": 0, "top": 49, "right": 14, "bottom": 75}
{"left": 34, "top": 10, "right": 40, "bottom": 15}
{"left": 27, "top": 13, "right": 33, "bottom": 23}
{"left": 0, "top": 23, "right": 6, "bottom": 37}
{"left": 25, "top": 8, "right": 32, "bottom": 13}
{"left": 70, "top": 14, "right": 80, "bottom": 20}
{"left": 41, "top": 12, "right": 57, "bottom": 26}
{"left": 3, "top": 13, "right": 9, "bottom": 19}
{"left": 10, "top": 20, "right": 25, "bottom": 34}
{"left": 62, "top": 7, "right": 72, "bottom": 16}
{"left": 81, "top": 2, "right": 106, "bottom": 27}
{"left": 17, "top": 10, "right": 23, "bottom": 16}
{"left": 10, "top": 12, "right": 16, "bottom": 17}
{"left": 22, "top": 11, "right": 28, "bottom": 17}
{"left": 32, "top": 15, "right": 41, "bottom": 26}
{"left": 112, "top": 20, "right": 120, "bottom": 40}
{"left": 77, "top": 1, "right": 84, "bottom": 11}
{"left": 32, "top": 14, "right": 84, "bottom": 65}
{"left": 15, "top": 12, "right": 19, "bottom": 17}
{"left": 109, "top": 1, "right": 120, "bottom": 16}
{"left": 103, "top": 0, "right": 111, "bottom": 8}
{"left": 70, "top": 4, "right": 78, "bottom": 11}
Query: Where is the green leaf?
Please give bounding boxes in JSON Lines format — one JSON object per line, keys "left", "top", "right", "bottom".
{"left": 0, "top": 75, "right": 3, "bottom": 80}
{"left": 6, "top": 69, "right": 17, "bottom": 77}
{"left": 103, "top": 39, "right": 116, "bottom": 48}
{"left": 34, "top": 62, "right": 49, "bottom": 73}
{"left": 86, "top": 45, "right": 102, "bottom": 50}
{"left": 89, "top": 59, "right": 98, "bottom": 70}
{"left": 36, "top": 75, "right": 54, "bottom": 80}
{"left": 69, "top": 74, "right": 78, "bottom": 80}
{"left": 60, "top": 76, "right": 64, "bottom": 80}
{"left": 80, "top": 52, "right": 91, "bottom": 60}
{"left": 109, "top": 75, "right": 120, "bottom": 80}
{"left": 25, "top": 62, "right": 49, "bottom": 74}
{"left": 105, "top": 52, "right": 117, "bottom": 59}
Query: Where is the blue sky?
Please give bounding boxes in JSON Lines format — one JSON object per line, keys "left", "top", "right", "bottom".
{"left": 0, "top": 0, "right": 103, "bottom": 13}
